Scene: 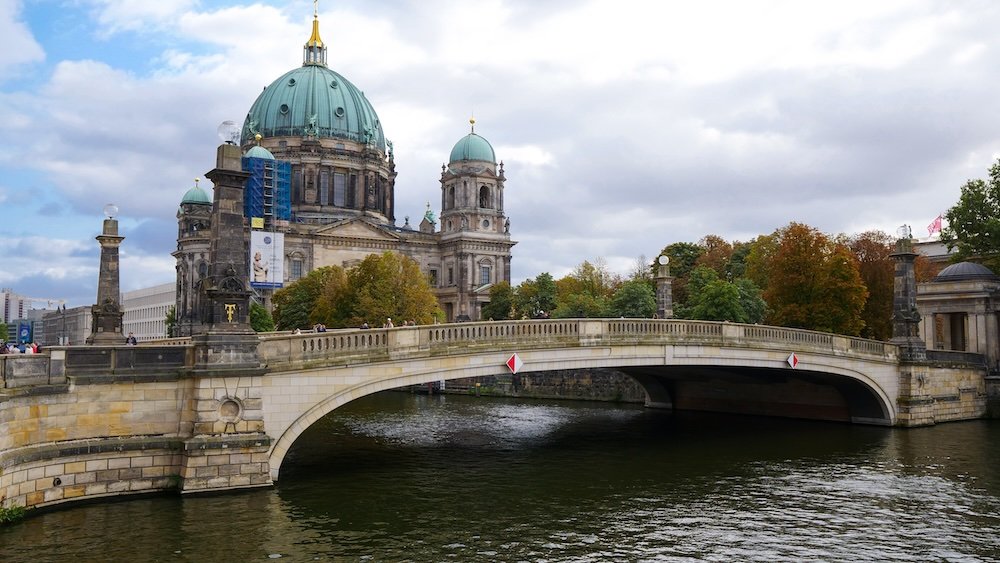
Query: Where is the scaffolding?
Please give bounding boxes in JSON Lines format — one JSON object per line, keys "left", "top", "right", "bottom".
{"left": 242, "top": 156, "right": 291, "bottom": 229}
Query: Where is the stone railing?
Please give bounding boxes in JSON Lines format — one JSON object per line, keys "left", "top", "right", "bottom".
{"left": 259, "top": 319, "right": 897, "bottom": 372}
{"left": 0, "top": 353, "right": 62, "bottom": 389}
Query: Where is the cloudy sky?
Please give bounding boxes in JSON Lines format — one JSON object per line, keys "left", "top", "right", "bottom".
{"left": 1, "top": 0, "right": 997, "bottom": 308}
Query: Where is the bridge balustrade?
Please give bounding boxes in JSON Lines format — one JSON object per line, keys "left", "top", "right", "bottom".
{"left": 258, "top": 318, "right": 897, "bottom": 373}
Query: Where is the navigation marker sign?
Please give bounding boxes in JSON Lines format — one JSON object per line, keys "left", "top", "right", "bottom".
{"left": 787, "top": 353, "right": 799, "bottom": 368}
{"left": 506, "top": 353, "right": 523, "bottom": 374}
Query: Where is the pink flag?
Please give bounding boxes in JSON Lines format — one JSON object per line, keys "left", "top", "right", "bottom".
{"left": 927, "top": 214, "right": 943, "bottom": 236}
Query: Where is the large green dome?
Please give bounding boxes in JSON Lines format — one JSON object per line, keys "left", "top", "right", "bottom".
{"left": 241, "top": 65, "right": 385, "bottom": 151}
{"left": 450, "top": 132, "right": 495, "bottom": 163}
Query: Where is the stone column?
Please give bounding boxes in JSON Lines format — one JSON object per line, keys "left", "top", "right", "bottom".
{"left": 654, "top": 257, "right": 674, "bottom": 319}
{"left": 890, "top": 237, "right": 926, "bottom": 361}
{"left": 191, "top": 143, "right": 262, "bottom": 374}
{"left": 87, "top": 215, "right": 125, "bottom": 344}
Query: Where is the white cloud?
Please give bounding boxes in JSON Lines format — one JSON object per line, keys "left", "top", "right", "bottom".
{"left": 4, "top": 0, "right": 1000, "bottom": 303}
{"left": 0, "top": 0, "right": 44, "bottom": 74}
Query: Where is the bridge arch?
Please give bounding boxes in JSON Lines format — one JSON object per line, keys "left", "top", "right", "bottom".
{"left": 262, "top": 320, "right": 899, "bottom": 480}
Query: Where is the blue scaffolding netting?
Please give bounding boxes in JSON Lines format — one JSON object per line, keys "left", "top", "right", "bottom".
{"left": 242, "top": 156, "right": 291, "bottom": 225}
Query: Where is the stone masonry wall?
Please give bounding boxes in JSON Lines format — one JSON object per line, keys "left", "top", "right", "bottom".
{"left": 896, "top": 362, "right": 987, "bottom": 426}
{"left": 443, "top": 368, "right": 647, "bottom": 403}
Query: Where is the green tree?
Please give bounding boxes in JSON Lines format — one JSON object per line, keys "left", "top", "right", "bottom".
{"left": 164, "top": 306, "right": 176, "bottom": 337}
{"left": 0, "top": 322, "right": 8, "bottom": 342}
{"left": 656, "top": 241, "right": 703, "bottom": 305}
{"left": 734, "top": 278, "right": 767, "bottom": 324}
{"left": 311, "top": 266, "right": 351, "bottom": 327}
{"left": 609, "top": 279, "right": 656, "bottom": 318}
{"left": 552, "top": 292, "right": 609, "bottom": 318}
{"left": 481, "top": 281, "right": 514, "bottom": 320}
{"left": 344, "top": 251, "right": 441, "bottom": 326}
{"left": 513, "top": 273, "right": 558, "bottom": 318}
{"left": 941, "top": 158, "right": 1000, "bottom": 270}
{"left": 678, "top": 265, "right": 765, "bottom": 323}
{"left": 272, "top": 266, "right": 344, "bottom": 330}
{"left": 250, "top": 301, "right": 276, "bottom": 332}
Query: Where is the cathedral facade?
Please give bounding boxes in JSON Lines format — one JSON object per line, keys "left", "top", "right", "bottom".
{"left": 174, "top": 12, "right": 514, "bottom": 333}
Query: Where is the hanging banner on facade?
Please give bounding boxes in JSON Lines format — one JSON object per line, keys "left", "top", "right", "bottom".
{"left": 250, "top": 230, "right": 284, "bottom": 289}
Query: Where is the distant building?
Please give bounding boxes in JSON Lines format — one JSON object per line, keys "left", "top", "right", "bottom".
{"left": 41, "top": 306, "right": 92, "bottom": 346}
{"left": 1, "top": 288, "right": 30, "bottom": 325}
{"left": 913, "top": 238, "right": 950, "bottom": 264}
{"left": 123, "top": 283, "right": 175, "bottom": 341}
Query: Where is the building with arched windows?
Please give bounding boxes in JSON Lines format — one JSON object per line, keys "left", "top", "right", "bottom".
{"left": 174, "top": 11, "right": 514, "bottom": 331}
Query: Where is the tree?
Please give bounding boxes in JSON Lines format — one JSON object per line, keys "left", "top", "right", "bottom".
{"left": 848, "top": 230, "right": 894, "bottom": 340}
{"left": 752, "top": 223, "right": 867, "bottom": 335}
{"left": 941, "top": 158, "right": 1000, "bottom": 270}
{"left": 656, "top": 242, "right": 703, "bottom": 305}
{"left": 250, "top": 301, "right": 276, "bottom": 332}
{"left": 609, "top": 279, "right": 656, "bottom": 318}
{"left": 0, "top": 322, "right": 9, "bottom": 342}
{"left": 272, "top": 266, "right": 344, "bottom": 330}
{"left": 694, "top": 235, "right": 733, "bottom": 278}
{"left": 678, "top": 265, "right": 766, "bottom": 323}
{"left": 344, "top": 251, "right": 441, "bottom": 326}
{"left": 163, "top": 308, "right": 175, "bottom": 337}
{"left": 481, "top": 281, "right": 514, "bottom": 320}
{"left": 553, "top": 292, "right": 609, "bottom": 318}
{"left": 312, "top": 266, "right": 351, "bottom": 327}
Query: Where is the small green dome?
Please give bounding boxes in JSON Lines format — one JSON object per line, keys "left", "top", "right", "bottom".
{"left": 241, "top": 64, "right": 385, "bottom": 152}
{"left": 245, "top": 145, "right": 275, "bottom": 160}
{"left": 181, "top": 182, "right": 211, "bottom": 205}
{"left": 450, "top": 132, "right": 495, "bottom": 163}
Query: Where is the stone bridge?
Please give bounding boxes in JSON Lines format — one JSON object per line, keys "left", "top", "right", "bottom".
{"left": 0, "top": 319, "right": 991, "bottom": 511}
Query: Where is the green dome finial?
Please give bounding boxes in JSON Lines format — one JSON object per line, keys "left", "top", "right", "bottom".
{"left": 181, "top": 178, "right": 212, "bottom": 205}
{"left": 449, "top": 119, "right": 495, "bottom": 163}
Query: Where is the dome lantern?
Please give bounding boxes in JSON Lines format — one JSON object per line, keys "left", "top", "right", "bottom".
{"left": 303, "top": 1, "right": 327, "bottom": 67}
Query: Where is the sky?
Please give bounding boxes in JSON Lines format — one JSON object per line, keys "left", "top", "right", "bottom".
{"left": 1, "top": 0, "right": 998, "bottom": 309}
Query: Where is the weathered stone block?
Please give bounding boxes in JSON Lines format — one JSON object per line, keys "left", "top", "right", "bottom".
{"left": 118, "top": 468, "right": 141, "bottom": 480}
{"left": 64, "top": 485, "right": 87, "bottom": 498}
{"left": 107, "top": 481, "right": 129, "bottom": 493}
{"left": 141, "top": 466, "right": 165, "bottom": 478}
{"left": 108, "top": 458, "right": 131, "bottom": 470}
{"left": 85, "top": 483, "right": 108, "bottom": 496}
{"left": 195, "top": 466, "right": 218, "bottom": 478}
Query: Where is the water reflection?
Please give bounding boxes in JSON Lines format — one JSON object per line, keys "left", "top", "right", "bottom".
{"left": 1, "top": 391, "right": 998, "bottom": 562}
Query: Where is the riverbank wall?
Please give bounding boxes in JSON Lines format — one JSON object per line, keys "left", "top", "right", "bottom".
{"left": 429, "top": 369, "right": 647, "bottom": 403}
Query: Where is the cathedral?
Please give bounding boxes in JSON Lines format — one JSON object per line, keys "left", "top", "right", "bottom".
{"left": 173, "top": 11, "right": 515, "bottom": 333}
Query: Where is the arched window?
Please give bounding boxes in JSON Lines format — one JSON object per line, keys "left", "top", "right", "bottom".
{"left": 478, "top": 259, "right": 493, "bottom": 286}
{"left": 447, "top": 186, "right": 455, "bottom": 210}
{"left": 479, "top": 186, "right": 491, "bottom": 209}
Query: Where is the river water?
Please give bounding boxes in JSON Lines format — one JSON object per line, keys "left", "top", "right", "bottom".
{"left": 1, "top": 392, "right": 998, "bottom": 562}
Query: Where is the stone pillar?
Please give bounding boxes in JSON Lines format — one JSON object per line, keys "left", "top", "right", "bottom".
{"left": 191, "top": 143, "right": 261, "bottom": 374}
{"left": 890, "top": 237, "right": 926, "bottom": 361}
{"left": 654, "top": 256, "right": 674, "bottom": 319}
{"left": 87, "top": 215, "right": 125, "bottom": 344}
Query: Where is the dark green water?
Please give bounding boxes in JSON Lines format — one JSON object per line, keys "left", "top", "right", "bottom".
{"left": 1, "top": 392, "right": 999, "bottom": 562}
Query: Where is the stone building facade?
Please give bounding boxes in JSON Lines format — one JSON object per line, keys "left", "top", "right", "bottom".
{"left": 174, "top": 12, "right": 514, "bottom": 330}
{"left": 917, "top": 261, "right": 1000, "bottom": 369}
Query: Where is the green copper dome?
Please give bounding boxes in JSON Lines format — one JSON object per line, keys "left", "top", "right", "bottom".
{"left": 241, "top": 65, "right": 385, "bottom": 151}
{"left": 181, "top": 182, "right": 212, "bottom": 205}
{"left": 245, "top": 145, "right": 275, "bottom": 160}
{"left": 450, "top": 132, "right": 495, "bottom": 163}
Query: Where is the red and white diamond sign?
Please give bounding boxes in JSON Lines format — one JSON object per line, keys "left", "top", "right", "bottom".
{"left": 787, "top": 353, "right": 799, "bottom": 368}
{"left": 506, "top": 353, "right": 523, "bottom": 374}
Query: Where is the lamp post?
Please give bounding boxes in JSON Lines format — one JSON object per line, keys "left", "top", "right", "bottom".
{"left": 655, "top": 255, "right": 673, "bottom": 319}
{"left": 890, "top": 224, "right": 926, "bottom": 360}
{"left": 87, "top": 204, "right": 125, "bottom": 344}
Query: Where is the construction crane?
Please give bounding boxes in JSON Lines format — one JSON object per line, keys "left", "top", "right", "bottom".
{"left": 20, "top": 296, "right": 67, "bottom": 309}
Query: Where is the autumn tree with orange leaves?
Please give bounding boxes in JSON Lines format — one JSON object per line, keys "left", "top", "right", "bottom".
{"left": 746, "top": 223, "right": 868, "bottom": 336}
